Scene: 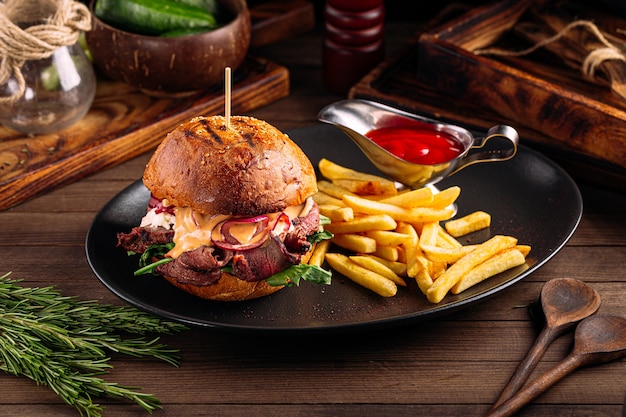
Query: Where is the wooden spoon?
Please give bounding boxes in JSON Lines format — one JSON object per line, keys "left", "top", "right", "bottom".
{"left": 490, "top": 278, "right": 601, "bottom": 410}
{"left": 486, "top": 314, "right": 626, "bottom": 417}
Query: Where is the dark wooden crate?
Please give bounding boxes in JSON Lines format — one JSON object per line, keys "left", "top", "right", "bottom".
{"left": 351, "top": 0, "right": 626, "bottom": 190}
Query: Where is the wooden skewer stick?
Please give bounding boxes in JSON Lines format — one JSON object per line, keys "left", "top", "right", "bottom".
{"left": 225, "top": 66, "right": 231, "bottom": 128}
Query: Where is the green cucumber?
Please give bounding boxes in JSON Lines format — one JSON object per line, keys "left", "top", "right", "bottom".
{"left": 95, "top": 0, "right": 217, "bottom": 36}
{"left": 171, "top": 0, "right": 225, "bottom": 18}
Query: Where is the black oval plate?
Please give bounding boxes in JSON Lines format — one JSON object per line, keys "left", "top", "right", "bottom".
{"left": 85, "top": 124, "right": 583, "bottom": 333}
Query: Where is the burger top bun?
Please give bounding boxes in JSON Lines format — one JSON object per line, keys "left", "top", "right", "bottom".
{"left": 143, "top": 115, "right": 318, "bottom": 216}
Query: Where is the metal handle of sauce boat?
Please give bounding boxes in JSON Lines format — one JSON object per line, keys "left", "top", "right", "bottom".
{"left": 448, "top": 125, "right": 519, "bottom": 176}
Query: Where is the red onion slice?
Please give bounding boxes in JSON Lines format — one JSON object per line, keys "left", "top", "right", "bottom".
{"left": 271, "top": 212, "right": 291, "bottom": 237}
{"left": 212, "top": 215, "right": 271, "bottom": 251}
{"left": 148, "top": 195, "right": 175, "bottom": 215}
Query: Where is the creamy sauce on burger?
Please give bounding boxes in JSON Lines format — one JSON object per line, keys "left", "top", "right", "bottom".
{"left": 139, "top": 197, "right": 314, "bottom": 259}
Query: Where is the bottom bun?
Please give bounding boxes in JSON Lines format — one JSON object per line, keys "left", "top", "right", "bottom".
{"left": 162, "top": 271, "right": 284, "bottom": 301}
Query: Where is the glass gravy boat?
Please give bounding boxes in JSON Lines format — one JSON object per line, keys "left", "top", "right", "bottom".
{"left": 318, "top": 99, "right": 519, "bottom": 189}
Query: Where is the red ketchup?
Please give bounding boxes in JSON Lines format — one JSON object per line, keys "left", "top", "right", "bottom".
{"left": 365, "top": 126, "right": 465, "bottom": 165}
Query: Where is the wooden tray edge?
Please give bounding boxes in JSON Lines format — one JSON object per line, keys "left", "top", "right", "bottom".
{"left": 0, "top": 57, "right": 289, "bottom": 211}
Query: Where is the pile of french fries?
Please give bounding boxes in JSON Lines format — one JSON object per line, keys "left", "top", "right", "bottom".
{"left": 307, "top": 158, "right": 530, "bottom": 304}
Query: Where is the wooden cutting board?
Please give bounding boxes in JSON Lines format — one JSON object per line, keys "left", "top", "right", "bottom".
{"left": 0, "top": 0, "right": 314, "bottom": 211}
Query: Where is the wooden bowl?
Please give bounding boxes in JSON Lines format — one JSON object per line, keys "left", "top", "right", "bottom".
{"left": 85, "top": 0, "right": 251, "bottom": 96}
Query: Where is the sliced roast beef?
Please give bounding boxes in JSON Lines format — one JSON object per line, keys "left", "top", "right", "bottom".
{"left": 156, "top": 259, "right": 222, "bottom": 286}
{"left": 152, "top": 245, "right": 233, "bottom": 286}
{"left": 177, "top": 246, "right": 233, "bottom": 270}
{"left": 283, "top": 202, "right": 319, "bottom": 253}
{"left": 117, "top": 226, "right": 174, "bottom": 253}
{"left": 283, "top": 232, "right": 311, "bottom": 254}
{"left": 232, "top": 234, "right": 298, "bottom": 282}
{"left": 290, "top": 202, "right": 320, "bottom": 236}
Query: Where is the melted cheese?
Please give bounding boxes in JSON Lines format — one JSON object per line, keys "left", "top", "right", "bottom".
{"left": 166, "top": 198, "right": 311, "bottom": 259}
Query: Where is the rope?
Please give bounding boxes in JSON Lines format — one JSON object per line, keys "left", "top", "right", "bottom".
{"left": 0, "top": 0, "right": 91, "bottom": 104}
{"left": 475, "top": 20, "right": 626, "bottom": 81}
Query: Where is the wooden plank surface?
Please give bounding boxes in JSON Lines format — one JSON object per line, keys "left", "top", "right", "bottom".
{"left": 1, "top": 14, "right": 625, "bottom": 417}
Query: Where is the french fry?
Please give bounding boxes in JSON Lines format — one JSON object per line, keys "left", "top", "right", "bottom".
{"left": 342, "top": 194, "right": 455, "bottom": 223}
{"left": 365, "top": 230, "right": 412, "bottom": 247}
{"left": 324, "top": 214, "right": 397, "bottom": 234}
{"left": 419, "top": 222, "right": 439, "bottom": 246}
{"left": 317, "top": 180, "right": 357, "bottom": 199}
{"left": 349, "top": 255, "right": 406, "bottom": 286}
{"left": 419, "top": 243, "right": 478, "bottom": 264}
{"left": 426, "top": 235, "right": 517, "bottom": 303}
{"left": 395, "top": 223, "right": 417, "bottom": 271}
{"left": 451, "top": 248, "right": 527, "bottom": 294}
{"left": 361, "top": 254, "right": 408, "bottom": 276}
{"left": 318, "top": 158, "right": 391, "bottom": 182}
{"left": 419, "top": 222, "right": 454, "bottom": 281}
{"left": 319, "top": 204, "right": 354, "bottom": 222}
{"left": 379, "top": 187, "right": 433, "bottom": 208}
{"left": 331, "top": 233, "right": 377, "bottom": 253}
{"left": 325, "top": 253, "right": 397, "bottom": 297}
{"left": 307, "top": 239, "right": 332, "bottom": 267}
{"left": 430, "top": 261, "right": 448, "bottom": 280}
{"left": 515, "top": 245, "right": 532, "bottom": 257}
{"left": 314, "top": 159, "right": 529, "bottom": 303}
{"left": 414, "top": 255, "right": 434, "bottom": 294}
{"left": 372, "top": 245, "right": 399, "bottom": 262}
{"left": 333, "top": 178, "right": 397, "bottom": 196}
{"left": 419, "top": 222, "right": 449, "bottom": 279}
{"left": 313, "top": 191, "right": 345, "bottom": 207}
{"left": 396, "top": 245, "right": 407, "bottom": 263}
{"left": 445, "top": 210, "right": 491, "bottom": 237}
{"left": 436, "top": 223, "right": 463, "bottom": 248}
{"left": 396, "top": 222, "right": 434, "bottom": 293}
{"left": 318, "top": 158, "right": 397, "bottom": 195}
{"left": 424, "top": 186, "right": 461, "bottom": 208}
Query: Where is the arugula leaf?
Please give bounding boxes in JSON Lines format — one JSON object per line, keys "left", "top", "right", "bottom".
{"left": 308, "top": 229, "right": 333, "bottom": 244}
{"left": 134, "top": 258, "right": 173, "bottom": 276}
{"left": 308, "top": 215, "right": 334, "bottom": 244}
{"left": 265, "top": 264, "right": 332, "bottom": 287}
{"left": 139, "top": 242, "right": 174, "bottom": 266}
{"left": 133, "top": 243, "right": 174, "bottom": 276}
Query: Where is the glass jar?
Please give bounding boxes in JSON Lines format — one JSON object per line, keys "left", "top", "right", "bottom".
{"left": 0, "top": 40, "right": 96, "bottom": 135}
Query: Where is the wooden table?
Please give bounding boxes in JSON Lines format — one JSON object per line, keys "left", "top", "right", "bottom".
{"left": 2, "top": 16, "right": 626, "bottom": 417}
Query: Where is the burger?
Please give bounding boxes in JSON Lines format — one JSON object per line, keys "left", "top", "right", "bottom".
{"left": 116, "top": 115, "right": 332, "bottom": 301}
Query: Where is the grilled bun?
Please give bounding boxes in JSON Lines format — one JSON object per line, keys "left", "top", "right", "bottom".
{"left": 143, "top": 115, "right": 318, "bottom": 216}
{"left": 161, "top": 271, "right": 283, "bottom": 301}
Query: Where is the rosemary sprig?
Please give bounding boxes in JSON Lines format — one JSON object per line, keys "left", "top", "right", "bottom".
{"left": 0, "top": 272, "right": 188, "bottom": 417}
